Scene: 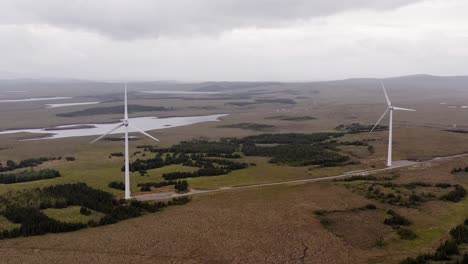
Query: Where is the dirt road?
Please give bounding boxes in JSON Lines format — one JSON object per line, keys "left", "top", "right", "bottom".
{"left": 135, "top": 153, "right": 468, "bottom": 202}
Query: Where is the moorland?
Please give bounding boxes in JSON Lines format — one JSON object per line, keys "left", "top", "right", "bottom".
{"left": 1, "top": 75, "right": 468, "bottom": 263}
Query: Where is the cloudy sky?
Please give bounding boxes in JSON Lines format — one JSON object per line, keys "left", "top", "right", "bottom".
{"left": 0, "top": 0, "right": 467, "bottom": 81}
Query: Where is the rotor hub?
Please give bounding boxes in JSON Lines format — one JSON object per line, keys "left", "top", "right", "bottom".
{"left": 123, "top": 120, "right": 129, "bottom": 126}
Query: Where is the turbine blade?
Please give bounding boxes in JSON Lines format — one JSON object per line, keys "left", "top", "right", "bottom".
{"left": 393, "top": 106, "right": 416, "bottom": 111}
{"left": 90, "top": 123, "right": 124, "bottom": 144}
{"left": 370, "top": 108, "right": 389, "bottom": 133}
{"left": 129, "top": 124, "right": 160, "bottom": 142}
{"left": 124, "top": 82, "right": 128, "bottom": 120}
{"left": 380, "top": 80, "right": 391, "bottom": 106}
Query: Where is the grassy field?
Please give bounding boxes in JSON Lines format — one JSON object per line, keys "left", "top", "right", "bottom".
{"left": 0, "top": 216, "right": 20, "bottom": 231}
{"left": 42, "top": 206, "right": 105, "bottom": 224}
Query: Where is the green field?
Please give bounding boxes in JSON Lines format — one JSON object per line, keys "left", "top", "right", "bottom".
{"left": 42, "top": 206, "right": 105, "bottom": 224}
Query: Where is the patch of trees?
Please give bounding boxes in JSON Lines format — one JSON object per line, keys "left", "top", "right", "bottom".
{"left": 0, "top": 169, "right": 61, "bottom": 184}
{"left": 163, "top": 157, "right": 249, "bottom": 180}
{"left": 3, "top": 207, "right": 86, "bottom": 237}
{"left": 239, "top": 133, "right": 344, "bottom": 145}
{"left": 65, "top": 156, "right": 76, "bottom": 161}
{"left": 242, "top": 143, "right": 349, "bottom": 167}
{"left": 56, "top": 105, "right": 173, "bottom": 117}
{"left": 128, "top": 151, "right": 250, "bottom": 180}
{"left": 335, "top": 123, "right": 388, "bottom": 134}
{"left": 174, "top": 181, "right": 189, "bottom": 192}
{"left": 127, "top": 132, "right": 363, "bottom": 176}
{"left": 0, "top": 157, "right": 59, "bottom": 172}
{"left": 110, "top": 152, "right": 124, "bottom": 157}
{"left": 127, "top": 153, "right": 190, "bottom": 172}
{"left": 400, "top": 219, "right": 468, "bottom": 263}
{"left": 138, "top": 180, "right": 189, "bottom": 192}
{"left": 205, "top": 153, "right": 241, "bottom": 159}
{"left": 163, "top": 168, "right": 228, "bottom": 180}
{"left": 0, "top": 183, "right": 192, "bottom": 240}
{"left": 42, "top": 183, "right": 116, "bottom": 213}
{"left": 219, "top": 123, "right": 276, "bottom": 132}
{"left": 338, "top": 140, "right": 370, "bottom": 147}
{"left": 170, "top": 140, "right": 238, "bottom": 154}
{"left": 108, "top": 181, "right": 125, "bottom": 191}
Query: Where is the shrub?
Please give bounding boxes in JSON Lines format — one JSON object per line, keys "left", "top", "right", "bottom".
{"left": 314, "top": 210, "right": 327, "bottom": 216}
{"left": 433, "top": 240, "right": 458, "bottom": 260}
{"left": 365, "top": 204, "right": 377, "bottom": 210}
{"left": 80, "top": 207, "right": 91, "bottom": 216}
{"left": 108, "top": 181, "right": 125, "bottom": 191}
{"left": 435, "top": 183, "right": 452, "bottom": 188}
{"left": 339, "top": 175, "right": 377, "bottom": 182}
{"left": 174, "top": 181, "right": 189, "bottom": 193}
{"left": 449, "top": 224, "right": 468, "bottom": 244}
{"left": 440, "top": 185, "right": 466, "bottom": 202}
{"left": 384, "top": 210, "right": 411, "bottom": 226}
{"left": 397, "top": 228, "right": 417, "bottom": 240}
{"left": 320, "top": 218, "right": 333, "bottom": 229}
{"left": 400, "top": 254, "right": 432, "bottom": 264}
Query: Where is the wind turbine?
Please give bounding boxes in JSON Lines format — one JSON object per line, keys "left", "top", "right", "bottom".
{"left": 370, "top": 81, "right": 415, "bottom": 167}
{"left": 91, "top": 83, "right": 159, "bottom": 200}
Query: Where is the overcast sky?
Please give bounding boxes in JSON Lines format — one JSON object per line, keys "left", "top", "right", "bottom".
{"left": 0, "top": 0, "right": 467, "bottom": 81}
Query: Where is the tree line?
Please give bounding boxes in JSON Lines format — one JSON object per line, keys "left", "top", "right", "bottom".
{"left": 137, "top": 180, "right": 189, "bottom": 192}
{"left": 0, "top": 157, "right": 60, "bottom": 172}
{"left": 0, "top": 169, "right": 61, "bottom": 184}
{"left": 242, "top": 143, "right": 349, "bottom": 167}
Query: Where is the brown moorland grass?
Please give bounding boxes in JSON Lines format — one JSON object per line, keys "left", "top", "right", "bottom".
{"left": 0, "top": 182, "right": 375, "bottom": 264}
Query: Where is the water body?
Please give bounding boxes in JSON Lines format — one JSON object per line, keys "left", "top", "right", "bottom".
{"left": 141, "top": 90, "right": 219, "bottom": 95}
{"left": 0, "top": 114, "right": 227, "bottom": 140}
{"left": 0, "top": 97, "right": 72, "bottom": 103}
{"left": 45, "top": 102, "right": 100, "bottom": 108}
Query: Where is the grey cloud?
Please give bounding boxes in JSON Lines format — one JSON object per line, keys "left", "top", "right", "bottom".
{"left": 1, "top": 0, "right": 423, "bottom": 39}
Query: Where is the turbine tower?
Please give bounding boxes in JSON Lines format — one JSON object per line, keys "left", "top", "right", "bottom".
{"left": 370, "top": 81, "right": 415, "bottom": 167}
{"left": 91, "top": 83, "right": 159, "bottom": 199}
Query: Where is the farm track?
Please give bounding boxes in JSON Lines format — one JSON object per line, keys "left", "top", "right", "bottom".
{"left": 136, "top": 153, "right": 468, "bottom": 202}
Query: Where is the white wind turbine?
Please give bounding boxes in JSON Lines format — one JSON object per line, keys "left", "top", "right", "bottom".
{"left": 370, "top": 81, "right": 415, "bottom": 167}
{"left": 91, "top": 83, "right": 159, "bottom": 200}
